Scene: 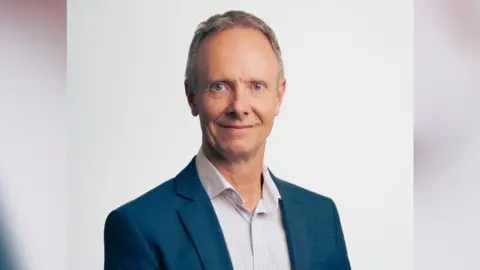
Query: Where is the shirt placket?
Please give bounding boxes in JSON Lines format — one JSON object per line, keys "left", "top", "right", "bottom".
{"left": 252, "top": 201, "right": 269, "bottom": 270}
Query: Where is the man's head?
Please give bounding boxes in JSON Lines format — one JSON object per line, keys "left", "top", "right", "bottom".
{"left": 185, "top": 10, "right": 286, "bottom": 161}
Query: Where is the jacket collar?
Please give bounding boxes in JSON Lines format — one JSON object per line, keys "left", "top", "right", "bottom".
{"left": 173, "top": 156, "right": 310, "bottom": 270}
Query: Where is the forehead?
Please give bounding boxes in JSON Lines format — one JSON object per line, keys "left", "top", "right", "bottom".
{"left": 195, "top": 27, "right": 279, "bottom": 82}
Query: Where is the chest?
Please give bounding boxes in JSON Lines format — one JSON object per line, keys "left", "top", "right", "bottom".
{"left": 212, "top": 197, "right": 292, "bottom": 270}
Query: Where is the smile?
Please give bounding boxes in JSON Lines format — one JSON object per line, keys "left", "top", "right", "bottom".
{"left": 216, "top": 123, "right": 255, "bottom": 129}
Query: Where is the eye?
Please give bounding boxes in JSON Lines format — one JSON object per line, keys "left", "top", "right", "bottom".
{"left": 210, "top": 83, "right": 226, "bottom": 92}
{"left": 252, "top": 82, "right": 265, "bottom": 91}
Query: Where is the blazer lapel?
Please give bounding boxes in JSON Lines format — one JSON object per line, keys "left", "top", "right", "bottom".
{"left": 274, "top": 176, "right": 311, "bottom": 270}
{"left": 175, "top": 157, "right": 234, "bottom": 270}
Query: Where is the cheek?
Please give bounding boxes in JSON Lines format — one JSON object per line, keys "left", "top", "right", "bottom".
{"left": 198, "top": 97, "right": 228, "bottom": 127}
{"left": 253, "top": 98, "right": 278, "bottom": 124}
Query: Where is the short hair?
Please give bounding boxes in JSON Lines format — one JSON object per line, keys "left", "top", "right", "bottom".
{"left": 185, "top": 10, "right": 284, "bottom": 92}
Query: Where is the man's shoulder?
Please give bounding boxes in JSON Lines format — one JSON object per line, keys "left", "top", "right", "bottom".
{"left": 274, "top": 177, "right": 337, "bottom": 211}
{"left": 274, "top": 177, "right": 344, "bottom": 234}
{"left": 106, "top": 177, "right": 179, "bottom": 227}
{"left": 127, "top": 178, "right": 176, "bottom": 206}
{"left": 105, "top": 157, "right": 199, "bottom": 233}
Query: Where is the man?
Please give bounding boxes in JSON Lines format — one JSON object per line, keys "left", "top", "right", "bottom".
{"left": 104, "top": 10, "right": 351, "bottom": 270}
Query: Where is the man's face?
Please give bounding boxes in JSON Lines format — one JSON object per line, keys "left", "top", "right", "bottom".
{"left": 186, "top": 27, "right": 286, "bottom": 160}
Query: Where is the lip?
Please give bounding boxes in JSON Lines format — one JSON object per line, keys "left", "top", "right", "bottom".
{"left": 217, "top": 123, "right": 254, "bottom": 129}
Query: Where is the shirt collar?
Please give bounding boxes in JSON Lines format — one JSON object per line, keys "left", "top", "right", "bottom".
{"left": 195, "top": 147, "right": 281, "bottom": 213}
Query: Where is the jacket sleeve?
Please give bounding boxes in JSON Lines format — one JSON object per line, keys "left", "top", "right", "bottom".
{"left": 330, "top": 199, "right": 351, "bottom": 270}
{"left": 103, "top": 209, "right": 160, "bottom": 270}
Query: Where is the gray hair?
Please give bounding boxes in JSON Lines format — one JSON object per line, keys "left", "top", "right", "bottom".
{"left": 185, "top": 10, "right": 284, "bottom": 92}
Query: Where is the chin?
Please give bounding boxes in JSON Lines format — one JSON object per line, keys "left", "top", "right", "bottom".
{"left": 222, "top": 143, "right": 251, "bottom": 154}
{"left": 218, "top": 141, "right": 261, "bottom": 159}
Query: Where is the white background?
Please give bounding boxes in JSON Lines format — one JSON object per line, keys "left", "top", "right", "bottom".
{"left": 68, "top": 1, "right": 413, "bottom": 270}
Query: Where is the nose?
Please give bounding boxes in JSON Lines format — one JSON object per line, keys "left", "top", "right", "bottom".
{"left": 226, "top": 86, "right": 250, "bottom": 118}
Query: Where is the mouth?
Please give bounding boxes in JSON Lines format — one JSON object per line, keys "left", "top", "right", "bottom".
{"left": 216, "top": 123, "right": 255, "bottom": 129}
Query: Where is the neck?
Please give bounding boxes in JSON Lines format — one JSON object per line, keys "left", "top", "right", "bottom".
{"left": 202, "top": 142, "right": 266, "bottom": 212}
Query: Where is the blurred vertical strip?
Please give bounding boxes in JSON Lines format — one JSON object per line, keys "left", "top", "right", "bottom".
{"left": 415, "top": 0, "right": 480, "bottom": 269}
{"left": 0, "top": 0, "right": 66, "bottom": 270}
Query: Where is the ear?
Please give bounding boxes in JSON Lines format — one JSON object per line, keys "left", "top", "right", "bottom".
{"left": 185, "top": 79, "right": 199, "bottom": 116}
{"left": 275, "top": 78, "right": 286, "bottom": 116}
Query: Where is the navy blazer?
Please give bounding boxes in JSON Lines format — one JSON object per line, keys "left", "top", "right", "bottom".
{"left": 104, "top": 157, "right": 351, "bottom": 270}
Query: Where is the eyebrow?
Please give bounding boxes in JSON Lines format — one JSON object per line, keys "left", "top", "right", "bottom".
{"left": 210, "top": 78, "right": 270, "bottom": 88}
